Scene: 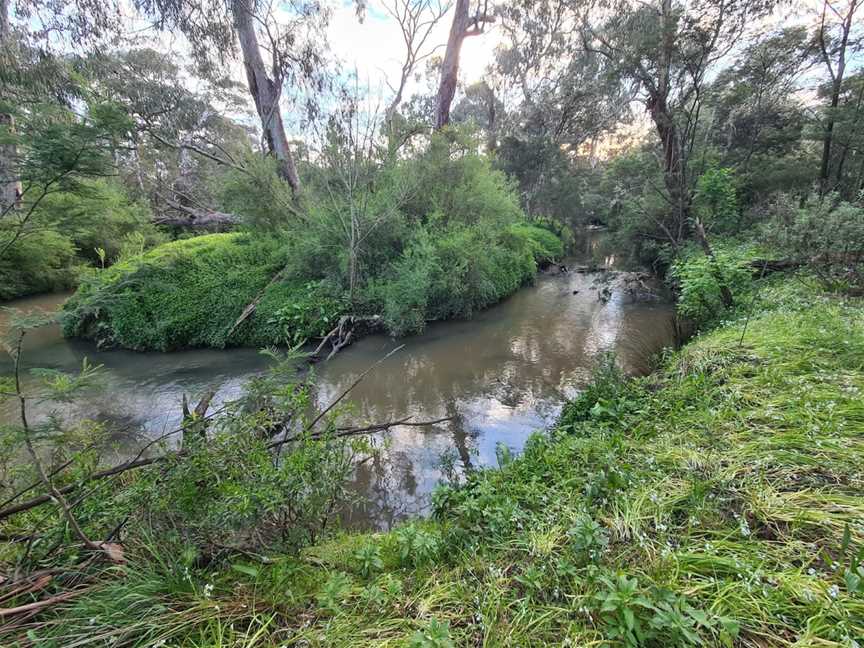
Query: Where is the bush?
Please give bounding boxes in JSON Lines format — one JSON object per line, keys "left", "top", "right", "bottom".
{"left": 61, "top": 129, "right": 561, "bottom": 349}
{"left": 0, "top": 229, "right": 78, "bottom": 300}
{"left": 62, "top": 233, "right": 345, "bottom": 350}
{"left": 0, "top": 180, "right": 163, "bottom": 300}
{"left": 38, "top": 179, "right": 165, "bottom": 265}
{"left": 557, "top": 353, "right": 629, "bottom": 433}
{"left": 670, "top": 245, "right": 754, "bottom": 326}
{"left": 369, "top": 221, "right": 549, "bottom": 336}
{"left": 759, "top": 193, "right": 864, "bottom": 294}
{"left": 509, "top": 222, "right": 565, "bottom": 263}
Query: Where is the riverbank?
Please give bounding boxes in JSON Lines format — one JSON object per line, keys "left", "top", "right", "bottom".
{"left": 25, "top": 272, "right": 864, "bottom": 646}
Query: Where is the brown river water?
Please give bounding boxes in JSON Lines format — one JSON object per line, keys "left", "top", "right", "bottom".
{"left": 0, "top": 242, "right": 676, "bottom": 529}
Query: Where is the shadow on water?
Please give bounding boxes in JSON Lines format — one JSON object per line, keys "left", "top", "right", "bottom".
{"left": 0, "top": 242, "right": 677, "bottom": 530}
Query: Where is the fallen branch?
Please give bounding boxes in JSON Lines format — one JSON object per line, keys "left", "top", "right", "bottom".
{"left": 311, "top": 315, "right": 382, "bottom": 362}
{"left": 153, "top": 198, "right": 241, "bottom": 229}
{"left": 224, "top": 266, "right": 291, "bottom": 342}
{"left": 748, "top": 258, "right": 802, "bottom": 275}
{"left": 0, "top": 588, "right": 87, "bottom": 617}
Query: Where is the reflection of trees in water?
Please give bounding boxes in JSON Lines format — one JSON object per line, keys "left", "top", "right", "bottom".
{"left": 445, "top": 398, "right": 475, "bottom": 473}
{"left": 342, "top": 399, "right": 480, "bottom": 530}
{"left": 315, "top": 281, "right": 674, "bottom": 425}
{"left": 346, "top": 446, "right": 429, "bottom": 530}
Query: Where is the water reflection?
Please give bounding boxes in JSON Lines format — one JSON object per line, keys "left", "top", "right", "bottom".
{"left": 0, "top": 256, "right": 676, "bottom": 530}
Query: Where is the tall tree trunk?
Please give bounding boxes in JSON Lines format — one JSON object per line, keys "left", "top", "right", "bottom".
{"left": 232, "top": 0, "right": 301, "bottom": 195}
{"left": 817, "top": 0, "right": 859, "bottom": 194}
{"left": 648, "top": 0, "right": 689, "bottom": 244}
{"left": 434, "top": 0, "right": 492, "bottom": 130}
{"left": 0, "top": 0, "right": 21, "bottom": 213}
{"left": 819, "top": 78, "right": 844, "bottom": 194}
{"left": 486, "top": 84, "right": 497, "bottom": 153}
{"left": 435, "top": 0, "right": 470, "bottom": 130}
{"left": 834, "top": 77, "right": 864, "bottom": 195}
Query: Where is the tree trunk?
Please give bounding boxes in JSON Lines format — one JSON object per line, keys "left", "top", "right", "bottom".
{"left": 435, "top": 0, "right": 471, "bottom": 130}
{"left": 646, "top": 0, "right": 689, "bottom": 246}
{"left": 817, "top": 0, "right": 859, "bottom": 194}
{"left": 232, "top": 0, "right": 301, "bottom": 194}
{"left": 0, "top": 0, "right": 21, "bottom": 213}
{"left": 819, "top": 78, "right": 843, "bottom": 194}
{"left": 486, "top": 84, "right": 497, "bottom": 153}
{"left": 834, "top": 78, "right": 864, "bottom": 195}
{"left": 0, "top": 113, "right": 19, "bottom": 213}
{"left": 647, "top": 94, "right": 690, "bottom": 244}
{"left": 434, "top": 0, "right": 492, "bottom": 130}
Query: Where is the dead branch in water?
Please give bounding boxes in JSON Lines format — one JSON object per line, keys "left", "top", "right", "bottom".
{"left": 310, "top": 315, "right": 383, "bottom": 362}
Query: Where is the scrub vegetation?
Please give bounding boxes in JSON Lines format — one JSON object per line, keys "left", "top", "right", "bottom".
{"left": 2, "top": 0, "right": 864, "bottom": 645}
{"left": 5, "top": 273, "right": 863, "bottom": 647}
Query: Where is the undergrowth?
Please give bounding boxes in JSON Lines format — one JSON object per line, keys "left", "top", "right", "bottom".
{"left": 22, "top": 274, "right": 864, "bottom": 646}
{"left": 60, "top": 222, "right": 561, "bottom": 350}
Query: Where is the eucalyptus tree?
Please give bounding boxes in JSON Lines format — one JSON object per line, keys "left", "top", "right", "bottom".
{"left": 133, "top": 0, "right": 334, "bottom": 196}
{"left": 451, "top": 80, "right": 504, "bottom": 151}
{"left": 434, "top": 0, "right": 494, "bottom": 129}
{"left": 81, "top": 48, "right": 253, "bottom": 225}
{"left": 580, "top": 0, "right": 775, "bottom": 251}
{"left": 0, "top": 1, "right": 133, "bottom": 262}
{"left": 705, "top": 27, "right": 813, "bottom": 199}
{"left": 382, "top": 0, "right": 451, "bottom": 149}
{"left": 828, "top": 71, "right": 864, "bottom": 198}
{"left": 814, "top": 0, "right": 863, "bottom": 194}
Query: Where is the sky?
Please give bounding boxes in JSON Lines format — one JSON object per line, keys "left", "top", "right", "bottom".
{"left": 325, "top": 0, "right": 501, "bottom": 105}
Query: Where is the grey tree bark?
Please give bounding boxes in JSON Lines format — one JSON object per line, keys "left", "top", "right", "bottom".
{"left": 0, "top": 0, "right": 21, "bottom": 213}
{"left": 816, "top": 0, "right": 860, "bottom": 194}
{"left": 232, "top": 0, "right": 302, "bottom": 195}
{"left": 434, "top": 0, "right": 492, "bottom": 130}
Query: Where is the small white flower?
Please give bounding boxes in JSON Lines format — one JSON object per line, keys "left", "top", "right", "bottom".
{"left": 828, "top": 584, "right": 840, "bottom": 599}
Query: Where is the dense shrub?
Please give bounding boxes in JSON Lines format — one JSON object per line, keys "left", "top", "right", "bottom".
{"left": 62, "top": 130, "right": 562, "bottom": 349}
{"left": 0, "top": 229, "right": 78, "bottom": 300}
{"left": 669, "top": 245, "right": 755, "bottom": 326}
{"left": 62, "top": 233, "right": 346, "bottom": 350}
{"left": 0, "top": 180, "right": 163, "bottom": 300}
{"left": 370, "top": 223, "right": 553, "bottom": 336}
{"left": 759, "top": 193, "right": 864, "bottom": 294}
{"left": 40, "top": 179, "right": 165, "bottom": 265}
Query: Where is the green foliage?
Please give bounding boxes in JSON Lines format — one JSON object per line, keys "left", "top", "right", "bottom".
{"left": 370, "top": 222, "right": 550, "bottom": 336}
{"left": 354, "top": 543, "right": 384, "bottom": 578}
{"left": 0, "top": 175, "right": 163, "bottom": 299}
{"left": 693, "top": 167, "right": 739, "bottom": 233}
{"left": 62, "top": 233, "right": 346, "bottom": 350}
{"left": 0, "top": 229, "right": 78, "bottom": 300}
{"left": 36, "top": 179, "right": 164, "bottom": 265}
{"left": 216, "top": 156, "right": 297, "bottom": 232}
{"left": 61, "top": 130, "right": 561, "bottom": 349}
{"left": 408, "top": 619, "right": 455, "bottom": 648}
{"left": 670, "top": 245, "right": 755, "bottom": 325}
{"left": 760, "top": 193, "right": 864, "bottom": 294}
{"left": 557, "top": 352, "right": 629, "bottom": 433}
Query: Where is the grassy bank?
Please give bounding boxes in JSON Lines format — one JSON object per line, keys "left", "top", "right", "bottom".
{"left": 29, "top": 273, "right": 864, "bottom": 646}
{"left": 60, "top": 223, "right": 562, "bottom": 351}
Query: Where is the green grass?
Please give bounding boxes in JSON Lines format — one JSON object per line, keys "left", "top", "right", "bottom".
{"left": 23, "top": 274, "right": 864, "bottom": 646}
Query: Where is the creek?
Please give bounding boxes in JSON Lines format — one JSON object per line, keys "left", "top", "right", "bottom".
{"left": 0, "top": 238, "right": 676, "bottom": 529}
